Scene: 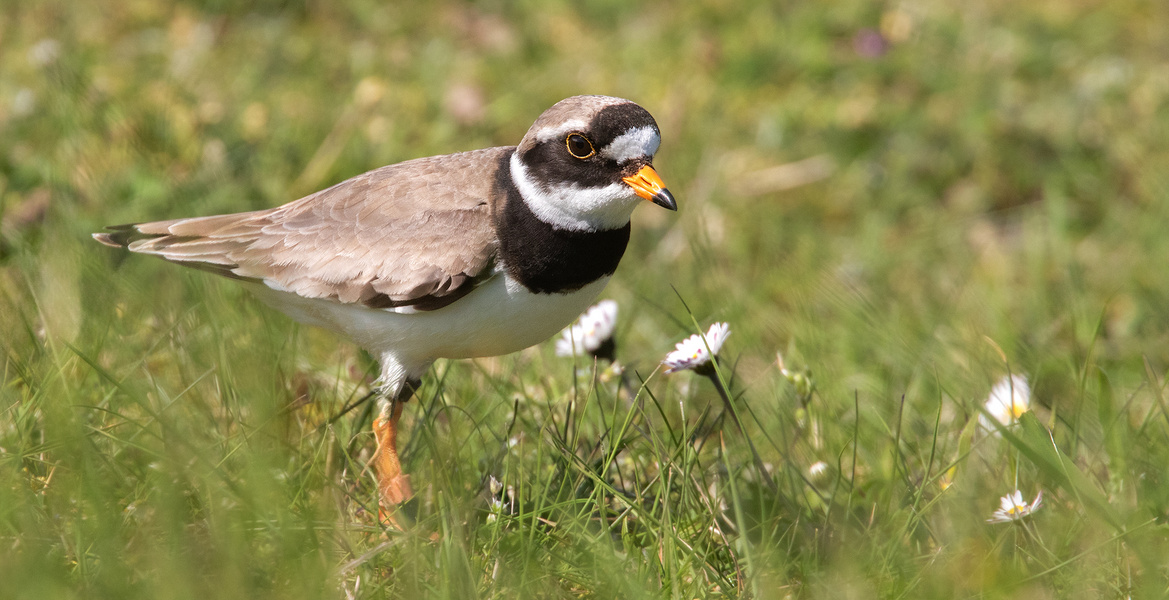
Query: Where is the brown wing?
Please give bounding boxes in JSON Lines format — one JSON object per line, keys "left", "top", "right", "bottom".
{"left": 95, "top": 147, "right": 511, "bottom": 311}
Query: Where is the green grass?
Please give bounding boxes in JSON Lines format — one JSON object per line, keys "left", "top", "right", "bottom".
{"left": 4, "top": 0, "right": 1169, "bottom": 597}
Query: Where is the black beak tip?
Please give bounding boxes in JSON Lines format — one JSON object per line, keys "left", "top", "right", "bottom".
{"left": 652, "top": 189, "right": 678, "bottom": 211}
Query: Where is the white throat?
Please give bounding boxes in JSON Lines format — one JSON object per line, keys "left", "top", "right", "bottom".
{"left": 509, "top": 153, "right": 641, "bottom": 232}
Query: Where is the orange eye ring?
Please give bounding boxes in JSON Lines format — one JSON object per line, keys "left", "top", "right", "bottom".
{"left": 565, "top": 133, "right": 595, "bottom": 159}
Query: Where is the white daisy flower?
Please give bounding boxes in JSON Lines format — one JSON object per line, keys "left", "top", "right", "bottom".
{"left": 663, "top": 322, "right": 731, "bottom": 374}
{"left": 28, "top": 38, "right": 62, "bottom": 68}
{"left": 555, "top": 300, "right": 618, "bottom": 360}
{"left": 808, "top": 461, "right": 830, "bottom": 482}
{"left": 987, "top": 490, "right": 1043, "bottom": 523}
{"left": 979, "top": 374, "right": 1031, "bottom": 432}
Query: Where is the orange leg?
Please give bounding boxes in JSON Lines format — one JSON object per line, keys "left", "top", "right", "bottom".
{"left": 373, "top": 397, "right": 413, "bottom": 527}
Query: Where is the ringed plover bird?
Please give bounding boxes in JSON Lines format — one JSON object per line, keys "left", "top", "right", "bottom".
{"left": 94, "top": 95, "right": 676, "bottom": 522}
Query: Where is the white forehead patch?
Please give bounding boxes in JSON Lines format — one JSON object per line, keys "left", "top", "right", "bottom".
{"left": 600, "top": 126, "right": 660, "bottom": 164}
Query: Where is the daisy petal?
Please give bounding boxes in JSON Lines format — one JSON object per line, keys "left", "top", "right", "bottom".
{"left": 662, "top": 322, "right": 731, "bottom": 374}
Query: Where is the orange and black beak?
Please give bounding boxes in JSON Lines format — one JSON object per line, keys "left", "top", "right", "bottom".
{"left": 623, "top": 165, "right": 677, "bottom": 211}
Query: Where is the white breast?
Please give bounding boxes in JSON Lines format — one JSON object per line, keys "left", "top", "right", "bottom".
{"left": 246, "top": 272, "right": 610, "bottom": 389}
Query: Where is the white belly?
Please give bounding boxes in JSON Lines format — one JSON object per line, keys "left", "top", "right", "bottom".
{"left": 247, "top": 273, "right": 609, "bottom": 384}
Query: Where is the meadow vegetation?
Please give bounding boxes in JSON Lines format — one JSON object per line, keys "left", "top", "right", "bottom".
{"left": 3, "top": 0, "right": 1169, "bottom": 597}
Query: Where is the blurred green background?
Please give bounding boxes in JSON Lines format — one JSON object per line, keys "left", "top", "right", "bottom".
{"left": 3, "top": 0, "right": 1169, "bottom": 598}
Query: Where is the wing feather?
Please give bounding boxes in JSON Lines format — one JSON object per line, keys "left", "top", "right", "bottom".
{"left": 95, "top": 147, "right": 510, "bottom": 310}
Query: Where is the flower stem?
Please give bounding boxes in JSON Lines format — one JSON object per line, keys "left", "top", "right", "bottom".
{"left": 704, "top": 367, "right": 775, "bottom": 491}
{"left": 704, "top": 364, "right": 741, "bottom": 431}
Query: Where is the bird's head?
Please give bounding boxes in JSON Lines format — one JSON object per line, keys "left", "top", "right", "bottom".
{"left": 511, "top": 95, "right": 676, "bottom": 232}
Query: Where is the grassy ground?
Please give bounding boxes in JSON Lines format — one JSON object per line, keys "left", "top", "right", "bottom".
{"left": 4, "top": 0, "right": 1169, "bottom": 597}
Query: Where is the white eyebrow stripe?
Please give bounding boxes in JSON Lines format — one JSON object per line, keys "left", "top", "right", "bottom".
{"left": 535, "top": 120, "right": 591, "bottom": 143}
{"left": 600, "top": 126, "right": 660, "bottom": 164}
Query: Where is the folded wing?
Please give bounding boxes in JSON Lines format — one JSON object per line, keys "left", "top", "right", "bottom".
{"left": 95, "top": 147, "right": 509, "bottom": 311}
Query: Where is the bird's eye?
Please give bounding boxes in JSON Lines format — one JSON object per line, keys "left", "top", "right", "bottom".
{"left": 565, "top": 133, "right": 595, "bottom": 159}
